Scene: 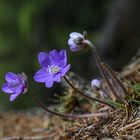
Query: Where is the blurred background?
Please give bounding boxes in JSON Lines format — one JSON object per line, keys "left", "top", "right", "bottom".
{"left": 0, "top": 0, "right": 140, "bottom": 109}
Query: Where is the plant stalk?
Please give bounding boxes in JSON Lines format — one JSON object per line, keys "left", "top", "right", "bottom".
{"left": 84, "top": 40, "right": 121, "bottom": 101}
{"left": 28, "top": 87, "right": 108, "bottom": 119}
{"left": 64, "top": 76, "right": 115, "bottom": 108}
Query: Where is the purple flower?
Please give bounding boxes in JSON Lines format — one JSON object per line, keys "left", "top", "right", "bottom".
{"left": 68, "top": 32, "right": 87, "bottom": 52}
{"left": 34, "top": 49, "right": 70, "bottom": 88}
{"left": 2, "top": 72, "right": 27, "bottom": 101}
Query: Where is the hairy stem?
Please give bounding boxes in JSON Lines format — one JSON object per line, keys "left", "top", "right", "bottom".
{"left": 84, "top": 40, "right": 121, "bottom": 101}
{"left": 28, "top": 88, "right": 108, "bottom": 119}
{"left": 102, "top": 63, "right": 127, "bottom": 95}
{"left": 64, "top": 76, "right": 115, "bottom": 108}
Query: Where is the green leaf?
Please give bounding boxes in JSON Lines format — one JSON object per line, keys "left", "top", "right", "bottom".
{"left": 133, "top": 83, "right": 140, "bottom": 93}
{"left": 126, "top": 81, "right": 140, "bottom": 96}
{"left": 128, "top": 98, "right": 140, "bottom": 105}
{"left": 105, "top": 100, "right": 124, "bottom": 108}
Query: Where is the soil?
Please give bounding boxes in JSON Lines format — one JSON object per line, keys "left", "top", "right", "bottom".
{"left": 0, "top": 110, "right": 67, "bottom": 140}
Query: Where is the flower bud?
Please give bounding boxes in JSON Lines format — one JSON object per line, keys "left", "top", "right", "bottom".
{"left": 91, "top": 79, "right": 101, "bottom": 89}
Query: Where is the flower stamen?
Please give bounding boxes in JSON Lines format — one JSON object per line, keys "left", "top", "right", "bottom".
{"left": 47, "top": 65, "right": 60, "bottom": 74}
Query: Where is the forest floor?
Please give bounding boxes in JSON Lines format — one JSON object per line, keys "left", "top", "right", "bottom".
{"left": 0, "top": 54, "right": 140, "bottom": 140}
{"left": 0, "top": 110, "right": 68, "bottom": 140}
{"left": 0, "top": 106, "right": 140, "bottom": 140}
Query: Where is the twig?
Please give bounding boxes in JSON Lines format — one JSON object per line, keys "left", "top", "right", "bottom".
{"left": 119, "top": 119, "right": 140, "bottom": 131}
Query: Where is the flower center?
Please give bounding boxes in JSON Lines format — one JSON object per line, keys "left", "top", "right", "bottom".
{"left": 47, "top": 65, "right": 60, "bottom": 74}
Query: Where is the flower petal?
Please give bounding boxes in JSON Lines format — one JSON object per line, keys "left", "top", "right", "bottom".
{"left": 34, "top": 68, "right": 49, "bottom": 82}
{"left": 49, "top": 49, "right": 59, "bottom": 57}
{"left": 70, "top": 45, "right": 81, "bottom": 52}
{"left": 59, "top": 50, "right": 66, "bottom": 60}
{"left": 49, "top": 50, "right": 60, "bottom": 65}
{"left": 53, "top": 73, "right": 61, "bottom": 82}
{"left": 10, "top": 93, "right": 20, "bottom": 101}
{"left": 5, "top": 72, "right": 17, "bottom": 82}
{"left": 45, "top": 77, "right": 54, "bottom": 88}
{"left": 68, "top": 38, "right": 83, "bottom": 52}
{"left": 59, "top": 50, "right": 67, "bottom": 67}
{"left": 60, "top": 64, "right": 70, "bottom": 76}
{"left": 9, "top": 84, "right": 23, "bottom": 94}
{"left": 2, "top": 83, "right": 13, "bottom": 94}
{"left": 38, "top": 52, "right": 50, "bottom": 67}
{"left": 68, "top": 38, "right": 75, "bottom": 46}
{"left": 69, "top": 32, "right": 83, "bottom": 39}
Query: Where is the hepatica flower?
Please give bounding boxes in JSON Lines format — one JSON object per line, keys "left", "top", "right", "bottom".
{"left": 68, "top": 32, "right": 88, "bottom": 52}
{"left": 2, "top": 72, "right": 27, "bottom": 101}
{"left": 34, "top": 49, "right": 70, "bottom": 88}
